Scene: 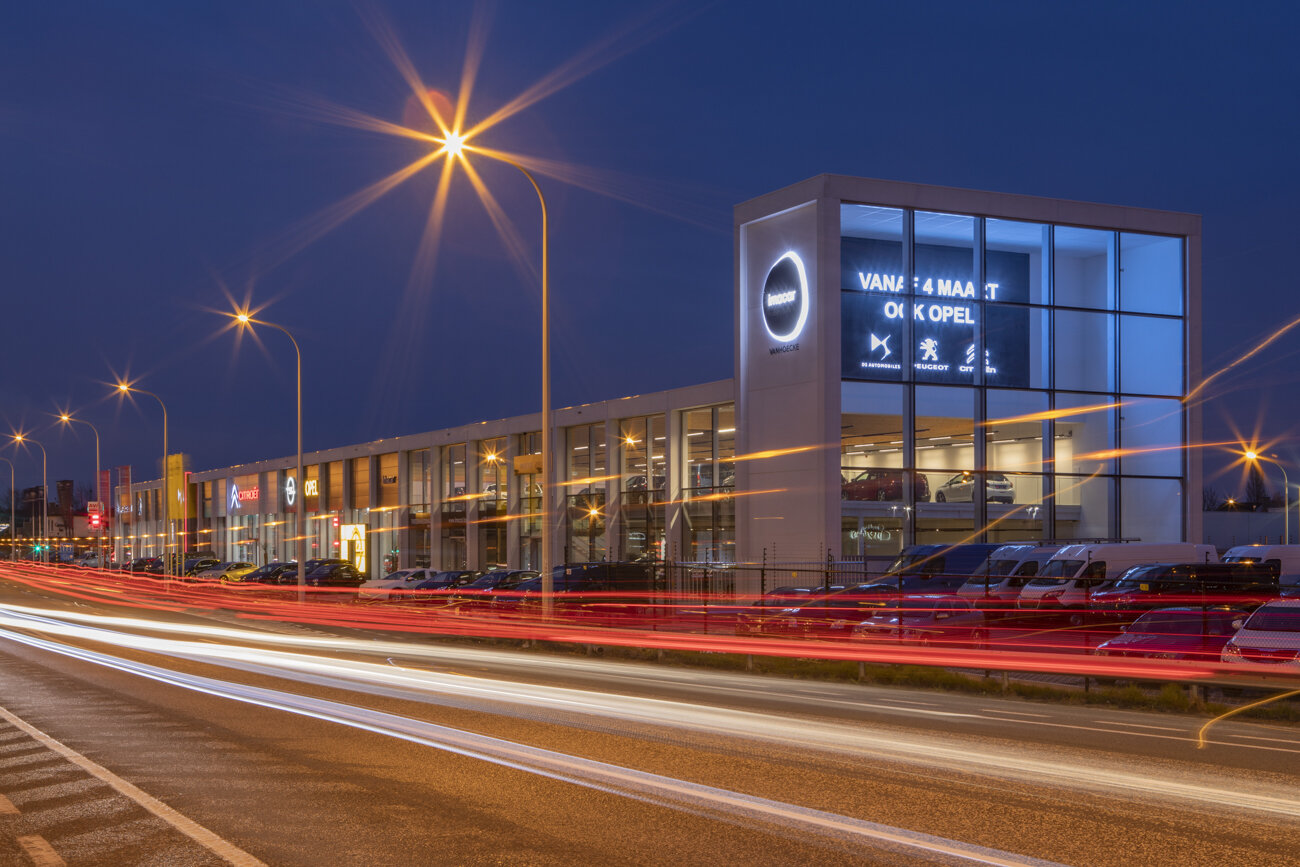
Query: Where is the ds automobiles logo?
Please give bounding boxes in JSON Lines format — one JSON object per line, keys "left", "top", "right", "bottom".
{"left": 761, "top": 251, "right": 809, "bottom": 344}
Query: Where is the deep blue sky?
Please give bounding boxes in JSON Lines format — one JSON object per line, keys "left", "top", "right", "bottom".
{"left": 2, "top": 1, "right": 1298, "bottom": 498}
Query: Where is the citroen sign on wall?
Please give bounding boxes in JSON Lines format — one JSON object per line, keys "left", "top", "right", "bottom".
{"left": 761, "top": 251, "right": 809, "bottom": 349}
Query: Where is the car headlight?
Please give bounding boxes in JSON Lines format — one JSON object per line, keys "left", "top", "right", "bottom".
{"left": 1222, "top": 642, "right": 1242, "bottom": 659}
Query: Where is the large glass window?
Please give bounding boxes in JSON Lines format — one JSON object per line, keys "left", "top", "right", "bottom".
{"left": 565, "top": 424, "right": 606, "bottom": 563}
{"left": 1055, "top": 474, "right": 1115, "bottom": 539}
{"left": 1054, "top": 227, "right": 1115, "bottom": 309}
{"left": 1055, "top": 393, "right": 1116, "bottom": 475}
{"left": 1120, "top": 233, "right": 1183, "bottom": 316}
{"left": 516, "top": 432, "right": 541, "bottom": 570}
{"left": 1054, "top": 310, "right": 1115, "bottom": 392}
{"left": 986, "top": 304, "right": 1049, "bottom": 388}
{"left": 1119, "top": 398, "right": 1184, "bottom": 477}
{"left": 913, "top": 212, "right": 977, "bottom": 385}
{"left": 350, "top": 457, "right": 370, "bottom": 511}
{"left": 619, "top": 415, "right": 666, "bottom": 560}
{"left": 986, "top": 219, "right": 1048, "bottom": 305}
{"left": 1120, "top": 315, "right": 1183, "bottom": 396}
{"left": 986, "top": 390, "right": 1046, "bottom": 475}
{"left": 681, "top": 404, "right": 736, "bottom": 562}
{"left": 377, "top": 453, "right": 398, "bottom": 508}
{"left": 841, "top": 205, "right": 905, "bottom": 381}
{"left": 1121, "top": 478, "right": 1182, "bottom": 542}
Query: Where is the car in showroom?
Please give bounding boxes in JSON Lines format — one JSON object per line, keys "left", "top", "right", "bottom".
{"left": 933, "top": 472, "right": 1014, "bottom": 504}
{"left": 1094, "top": 606, "right": 1249, "bottom": 661}
{"left": 195, "top": 561, "right": 257, "bottom": 583}
{"left": 841, "top": 469, "right": 930, "bottom": 502}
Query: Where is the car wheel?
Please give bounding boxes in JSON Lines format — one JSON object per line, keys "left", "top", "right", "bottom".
{"left": 935, "top": 492, "right": 946, "bottom": 503}
{"left": 1067, "top": 611, "right": 1085, "bottom": 628}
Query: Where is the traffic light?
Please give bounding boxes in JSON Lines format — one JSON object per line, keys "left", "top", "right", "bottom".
{"left": 89, "top": 513, "right": 102, "bottom": 530}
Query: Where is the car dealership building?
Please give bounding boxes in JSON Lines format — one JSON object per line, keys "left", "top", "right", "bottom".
{"left": 112, "top": 175, "right": 1201, "bottom": 581}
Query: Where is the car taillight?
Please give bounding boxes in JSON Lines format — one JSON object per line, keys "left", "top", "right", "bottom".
{"left": 1043, "top": 589, "right": 1064, "bottom": 599}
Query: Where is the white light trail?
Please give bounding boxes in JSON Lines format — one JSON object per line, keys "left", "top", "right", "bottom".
{"left": 0, "top": 623, "right": 1060, "bottom": 867}
{"left": 1, "top": 605, "right": 1299, "bottom": 825}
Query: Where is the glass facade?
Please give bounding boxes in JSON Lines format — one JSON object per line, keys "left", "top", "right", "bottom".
{"left": 565, "top": 423, "right": 607, "bottom": 563}
{"left": 617, "top": 414, "right": 666, "bottom": 560}
{"left": 842, "top": 203, "right": 1186, "bottom": 546}
{"left": 681, "top": 404, "right": 735, "bottom": 562}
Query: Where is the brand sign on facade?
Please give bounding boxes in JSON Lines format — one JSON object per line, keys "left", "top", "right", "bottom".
{"left": 760, "top": 251, "right": 809, "bottom": 349}
{"left": 840, "top": 238, "right": 1030, "bottom": 386}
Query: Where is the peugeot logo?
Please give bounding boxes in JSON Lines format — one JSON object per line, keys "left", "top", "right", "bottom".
{"left": 761, "top": 251, "right": 808, "bottom": 343}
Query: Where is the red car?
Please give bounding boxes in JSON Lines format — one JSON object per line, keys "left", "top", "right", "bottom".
{"left": 1094, "top": 607, "right": 1249, "bottom": 661}
{"left": 842, "top": 469, "right": 930, "bottom": 502}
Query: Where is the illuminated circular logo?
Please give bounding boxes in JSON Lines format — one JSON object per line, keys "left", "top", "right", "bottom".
{"left": 284, "top": 475, "right": 297, "bottom": 507}
{"left": 760, "top": 251, "right": 808, "bottom": 343}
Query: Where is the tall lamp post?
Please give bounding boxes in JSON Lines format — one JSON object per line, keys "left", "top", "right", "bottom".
{"left": 230, "top": 312, "right": 306, "bottom": 599}
{"left": 438, "top": 135, "right": 555, "bottom": 615}
{"left": 11, "top": 435, "right": 48, "bottom": 564}
{"left": 1246, "top": 451, "right": 1291, "bottom": 545}
{"left": 116, "top": 383, "right": 170, "bottom": 573}
{"left": 0, "top": 456, "right": 14, "bottom": 560}
{"left": 57, "top": 413, "right": 102, "bottom": 564}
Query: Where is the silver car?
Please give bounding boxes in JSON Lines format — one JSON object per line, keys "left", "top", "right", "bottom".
{"left": 934, "top": 472, "right": 1014, "bottom": 504}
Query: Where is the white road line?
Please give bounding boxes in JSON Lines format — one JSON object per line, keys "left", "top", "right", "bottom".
{"left": 1225, "top": 733, "right": 1300, "bottom": 745}
{"left": 979, "top": 709, "right": 1050, "bottom": 717}
{"left": 3, "top": 631, "right": 1064, "bottom": 867}
{"left": 0, "top": 705, "right": 266, "bottom": 867}
{"left": 1098, "top": 721, "right": 1187, "bottom": 732}
{"left": 16, "top": 835, "right": 65, "bottom": 867}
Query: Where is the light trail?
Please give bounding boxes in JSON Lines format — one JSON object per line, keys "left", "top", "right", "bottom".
{"left": 0, "top": 621, "right": 1064, "bottom": 866}
{"left": 2, "top": 605, "right": 1299, "bottom": 826}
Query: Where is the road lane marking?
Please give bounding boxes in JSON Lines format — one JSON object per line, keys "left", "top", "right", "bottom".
{"left": 1098, "top": 721, "right": 1186, "bottom": 732}
{"left": 1225, "top": 733, "right": 1300, "bottom": 745}
{"left": 979, "top": 709, "right": 1049, "bottom": 717}
{"left": 0, "top": 793, "right": 18, "bottom": 814}
{"left": 16, "top": 835, "right": 65, "bottom": 867}
{"left": 0, "top": 706, "right": 267, "bottom": 867}
{"left": 1, "top": 630, "right": 1065, "bottom": 866}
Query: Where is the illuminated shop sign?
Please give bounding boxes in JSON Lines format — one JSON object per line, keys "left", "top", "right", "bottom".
{"left": 761, "top": 251, "right": 809, "bottom": 349}
{"left": 304, "top": 479, "right": 319, "bottom": 497}
{"left": 841, "top": 238, "right": 1030, "bottom": 386}
{"left": 228, "top": 482, "right": 260, "bottom": 511}
{"left": 284, "top": 476, "right": 296, "bottom": 507}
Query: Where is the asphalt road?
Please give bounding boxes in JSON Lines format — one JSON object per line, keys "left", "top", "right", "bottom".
{"left": 0, "top": 574, "right": 1297, "bottom": 866}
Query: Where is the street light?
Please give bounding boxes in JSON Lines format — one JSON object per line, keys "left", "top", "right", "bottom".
{"left": 56, "top": 412, "right": 103, "bottom": 565}
{"left": 0, "top": 456, "right": 13, "bottom": 560}
{"left": 435, "top": 133, "right": 555, "bottom": 615}
{"left": 11, "top": 434, "right": 48, "bottom": 564}
{"left": 1245, "top": 451, "right": 1291, "bottom": 545}
{"left": 115, "top": 382, "right": 171, "bottom": 573}
{"left": 229, "top": 310, "right": 306, "bottom": 598}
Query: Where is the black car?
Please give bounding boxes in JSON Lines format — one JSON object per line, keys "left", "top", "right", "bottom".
{"left": 183, "top": 557, "right": 220, "bottom": 577}
{"left": 125, "top": 557, "right": 163, "bottom": 576}
{"left": 734, "top": 586, "right": 846, "bottom": 635}
{"left": 303, "top": 562, "right": 367, "bottom": 590}
{"left": 1090, "top": 562, "right": 1279, "bottom": 619}
{"left": 244, "top": 562, "right": 300, "bottom": 585}
{"left": 405, "top": 570, "right": 480, "bottom": 600}
{"left": 441, "top": 569, "right": 540, "bottom": 613}
{"left": 492, "top": 562, "right": 657, "bottom": 623}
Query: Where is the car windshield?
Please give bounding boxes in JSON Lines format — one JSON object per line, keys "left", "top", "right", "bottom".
{"left": 1029, "top": 560, "right": 1084, "bottom": 585}
{"left": 1222, "top": 555, "right": 1258, "bottom": 564}
{"left": 1245, "top": 607, "right": 1300, "bottom": 632}
{"left": 1111, "top": 565, "right": 1171, "bottom": 590}
{"left": 1127, "top": 612, "right": 1229, "bottom": 636}
{"left": 464, "top": 572, "right": 508, "bottom": 588}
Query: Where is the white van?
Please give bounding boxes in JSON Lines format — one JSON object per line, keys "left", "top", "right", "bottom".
{"left": 1017, "top": 542, "right": 1218, "bottom": 622}
{"left": 1222, "top": 545, "right": 1300, "bottom": 590}
{"left": 958, "top": 544, "right": 1061, "bottom": 608}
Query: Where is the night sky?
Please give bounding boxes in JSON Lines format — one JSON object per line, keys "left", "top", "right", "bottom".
{"left": 2, "top": 1, "right": 1298, "bottom": 500}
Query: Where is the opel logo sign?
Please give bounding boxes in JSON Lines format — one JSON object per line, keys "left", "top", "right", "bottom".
{"left": 284, "top": 475, "right": 297, "bottom": 507}
{"left": 761, "top": 251, "right": 808, "bottom": 343}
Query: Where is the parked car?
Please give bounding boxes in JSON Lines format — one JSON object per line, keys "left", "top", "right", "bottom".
{"left": 1221, "top": 599, "right": 1300, "bottom": 670}
{"left": 493, "top": 562, "right": 658, "bottom": 624}
{"left": 1089, "top": 563, "right": 1279, "bottom": 619}
{"left": 933, "top": 472, "right": 1014, "bottom": 504}
{"left": 1222, "top": 545, "right": 1300, "bottom": 593}
{"left": 302, "top": 562, "right": 367, "bottom": 590}
{"left": 126, "top": 557, "right": 163, "bottom": 576}
{"left": 842, "top": 469, "right": 930, "bottom": 502}
{"left": 304, "top": 558, "right": 350, "bottom": 572}
{"left": 1094, "top": 607, "right": 1249, "bottom": 661}
{"left": 358, "top": 568, "right": 440, "bottom": 601}
{"left": 440, "top": 569, "right": 539, "bottom": 613}
{"left": 735, "top": 586, "right": 846, "bottom": 635}
{"left": 183, "top": 557, "right": 220, "bottom": 577}
{"left": 1017, "top": 543, "right": 1219, "bottom": 624}
{"left": 852, "top": 595, "right": 988, "bottom": 647}
{"left": 195, "top": 562, "right": 257, "bottom": 583}
{"left": 243, "top": 562, "right": 299, "bottom": 585}
{"left": 958, "top": 544, "right": 1060, "bottom": 611}
{"left": 404, "top": 570, "right": 481, "bottom": 600}
{"left": 879, "top": 543, "right": 1001, "bottom": 587}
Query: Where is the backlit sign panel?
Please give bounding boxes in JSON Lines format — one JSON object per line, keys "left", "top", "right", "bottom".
{"left": 840, "top": 238, "right": 1030, "bottom": 386}
{"left": 761, "top": 251, "right": 809, "bottom": 347}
